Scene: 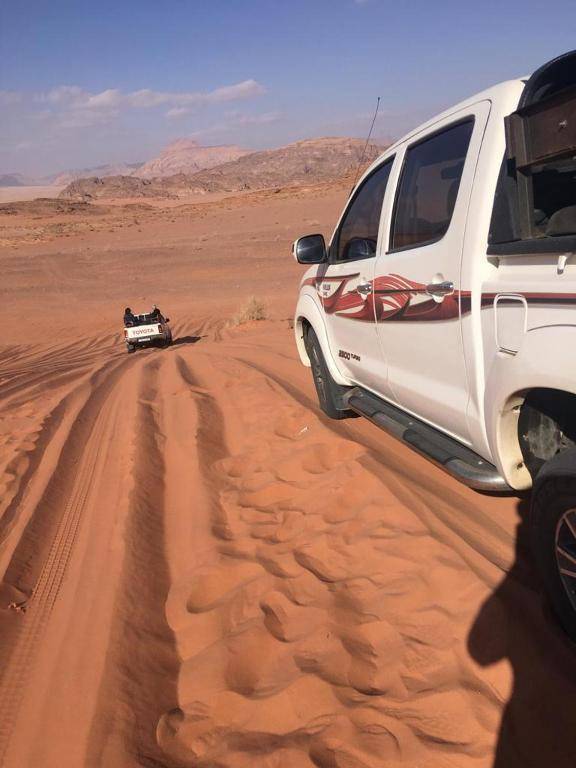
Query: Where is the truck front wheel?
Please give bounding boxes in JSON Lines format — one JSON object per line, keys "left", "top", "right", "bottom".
{"left": 531, "top": 449, "right": 576, "bottom": 641}
{"left": 304, "top": 327, "right": 354, "bottom": 420}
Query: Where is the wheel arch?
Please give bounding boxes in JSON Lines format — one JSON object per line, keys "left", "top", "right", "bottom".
{"left": 294, "top": 294, "right": 350, "bottom": 386}
{"left": 485, "top": 326, "right": 576, "bottom": 490}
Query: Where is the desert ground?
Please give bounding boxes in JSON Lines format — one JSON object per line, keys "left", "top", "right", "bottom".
{"left": 0, "top": 186, "right": 65, "bottom": 204}
{"left": 1, "top": 183, "right": 576, "bottom": 768}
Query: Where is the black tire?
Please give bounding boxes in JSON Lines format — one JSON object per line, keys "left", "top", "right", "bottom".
{"left": 531, "top": 448, "right": 576, "bottom": 641}
{"left": 304, "top": 327, "right": 353, "bottom": 420}
{"left": 127, "top": 343, "right": 136, "bottom": 354}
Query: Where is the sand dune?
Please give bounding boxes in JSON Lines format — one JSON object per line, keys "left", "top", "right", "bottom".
{"left": 1, "top": 185, "right": 575, "bottom": 767}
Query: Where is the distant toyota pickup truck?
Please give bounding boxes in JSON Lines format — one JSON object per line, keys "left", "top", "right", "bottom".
{"left": 124, "top": 311, "right": 172, "bottom": 353}
{"left": 293, "top": 51, "right": 576, "bottom": 640}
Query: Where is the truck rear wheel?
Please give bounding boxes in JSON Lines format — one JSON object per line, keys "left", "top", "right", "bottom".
{"left": 305, "top": 327, "right": 353, "bottom": 420}
{"left": 531, "top": 449, "right": 576, "bottom": 642}
{"left": 127, "top": 343, "right": 136, "bottom": 354}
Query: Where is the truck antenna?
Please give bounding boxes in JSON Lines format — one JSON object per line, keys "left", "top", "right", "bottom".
{"left": 351, "top": 96, "right": 381, "bottom": 193}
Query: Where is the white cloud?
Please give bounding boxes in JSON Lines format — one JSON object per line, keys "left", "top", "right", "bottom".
{"left": 150, "top": 80, "right": 267, "bottom": 114}
{"left": 4, "top": 79, "right": 261, "bottom": 132}
{"left": 40, "top": 85, "right": 85, "bottom": 105}
{"left": 165, "top": 106, "right": 195, "bottom": 119}
{"left": 226, "top": 110, "right": 281, "bottom": 126}
{"left": 84, "top": 89, "right": 124, "bottom": 109}
{"left": 209, "top": 80, "right": 266, "bottom": 103}
{"left": 128, "top": 89, "right": 170, "bottom": 108}
{"left": 36, "top": 79, "right": 266, "bottom": 120}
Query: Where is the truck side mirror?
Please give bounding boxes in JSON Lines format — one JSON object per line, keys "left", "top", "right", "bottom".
{"left": 292, "top": 234, "right": 327, "bottom": 264}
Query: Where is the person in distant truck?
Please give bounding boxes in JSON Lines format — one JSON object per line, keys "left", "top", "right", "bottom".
{"left": 123, "top": 306, "right": 173, "bottom": 353}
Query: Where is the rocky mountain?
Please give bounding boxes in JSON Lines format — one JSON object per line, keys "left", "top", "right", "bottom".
{"left": 181, "top": 137, "right": 385, "bottom": 193}
{"left": 59, "top": 175, "right": 178, "bottom": 201}
{"left": 59, "top": 137, "right": 386, "bottom": 201}
{"left": 133, "top": 139, "right": 249, "bottom": 179}
{"left": 51, "top": 162, "right": 144, "bottom": 186}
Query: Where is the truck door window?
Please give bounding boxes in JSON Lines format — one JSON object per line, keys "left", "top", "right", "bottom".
{"left": 391, "top": 119, "right": 474, "bottom": 251}
{"left": 334, "top": 159, "right": 393, "bottom": 262}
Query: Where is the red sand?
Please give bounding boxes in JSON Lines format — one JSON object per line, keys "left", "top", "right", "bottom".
{"left": 1, "top": 185, "right": 575, "bottom": 767}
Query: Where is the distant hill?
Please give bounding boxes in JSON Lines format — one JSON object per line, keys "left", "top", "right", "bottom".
{"left": 51, "top": 162, "right": 144, "bottom": 186}
{"left": 133, "top": 139, "right": 250, "bottom": 179}
{"left": 0, "top": 164, "right": 144, "bottom": 188}
{"left": 0, "top": 173, "right": 32, "bottom": 187}
{"left": 59, "top": 137, "right": 386, "bottom": 201}
{"left": 59, "top": 175, "right": 178, "bottom": 201}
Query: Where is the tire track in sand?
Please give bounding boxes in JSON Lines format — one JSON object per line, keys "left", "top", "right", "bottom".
{"left": 1, "top": 355, "right": 132, "bottom": 597}
{"left": 84, "top": 355, "right": 182, "bottom": 768}
{"left": 0, "top": 355, "right": 134, "bottom": 766}
{"left": 0, "top": 355, "right": 129, "bottom": 570}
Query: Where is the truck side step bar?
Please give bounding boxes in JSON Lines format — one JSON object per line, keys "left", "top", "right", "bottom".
{"left": 345, "top": 388, "right": 512, "bottom": 493}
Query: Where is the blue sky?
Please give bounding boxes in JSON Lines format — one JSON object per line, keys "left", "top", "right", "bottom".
{"left": 1, "top": 0, "right": 576, "bottom": 176}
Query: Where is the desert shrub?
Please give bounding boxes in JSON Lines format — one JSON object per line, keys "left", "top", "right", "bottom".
{"left": 232, "top": 296, "right": 267, "bottom": 326}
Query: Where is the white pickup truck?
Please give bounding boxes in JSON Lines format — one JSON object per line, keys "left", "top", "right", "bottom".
{"left": 293, "top": 51, "right": 576, "bottom": 640}
{"left": 124, "top": 311, "right": 172, "bottom": 353}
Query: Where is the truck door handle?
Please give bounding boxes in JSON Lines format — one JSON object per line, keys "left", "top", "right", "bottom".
{"left": 356, "top": 282, "right": 373, "bottom": 295}
{"left": 425, "top": 280, "right": 454, "bottom": 298}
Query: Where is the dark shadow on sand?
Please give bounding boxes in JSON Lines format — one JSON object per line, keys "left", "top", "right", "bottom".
{"left": 172, "top": 335, "right": 203, "bottom": 346}
{"left": 468, "top": 499, "right": 576, "bottom": 767}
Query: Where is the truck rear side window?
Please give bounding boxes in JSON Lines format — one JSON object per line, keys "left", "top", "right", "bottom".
{"left": 391, "top": 120, "right": 474, "bottom": 251}
{"left": 490, "top": 156, "right": 576, "bottom": 244}
{"left": 535, "top": 159, "right": 576, "bottom": 236}
{"left": 490, "top": 52, "right": 576, "bottom": 251}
